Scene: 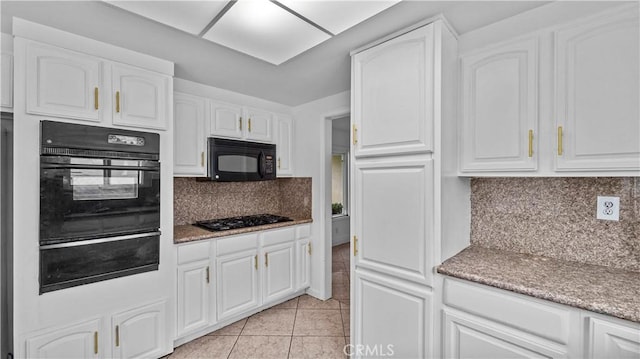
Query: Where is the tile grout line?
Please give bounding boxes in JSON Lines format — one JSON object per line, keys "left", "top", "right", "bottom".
{"left": 287, "top": 299, "right": 299, "bottom": 358}
{"left": 226, "top": 319, "right": 249, "bottom": 359}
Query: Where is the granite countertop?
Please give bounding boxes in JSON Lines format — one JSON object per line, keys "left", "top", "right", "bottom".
{"left": 437, "top": 245, "right": 640, "bottom": 323}
{"left": 174, "top": 218, "right": 313, "bottom": 244}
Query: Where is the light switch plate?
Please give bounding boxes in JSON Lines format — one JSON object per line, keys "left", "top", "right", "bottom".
{"left": 596, "top": 196, "right": 620, "bottom": 221}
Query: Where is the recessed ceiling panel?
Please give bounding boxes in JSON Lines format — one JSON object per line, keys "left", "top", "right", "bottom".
{"left": 279, "top": 0, "right": 400, "bottom": 35}
{"left": 107, "top": 1, "right": 228, "bottom": 35}
{"left": 203, "top": 0, "right": 331, "bottom": 65}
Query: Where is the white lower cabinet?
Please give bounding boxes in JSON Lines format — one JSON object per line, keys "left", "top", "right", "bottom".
{"left": 26, "top": 319, "right": 102, "bottom": 359}
{"left": 354, "top": 270, "right": 432, "bottom": 359}
{"left": 440, "top": 277, "right": 640, "bottom": 359}
{"left": 296, "top": 239, "right": 311, "bottom": 290}
{"left": 587, "top": 317, "right": 640, "bottom": 359}
{"left": 262, "top": 241, "right": 295, "bottom": 305}
{"left": 25, "top": 300, "right": 168, "bottom": 359}
{"left": 111, "top": 301, "right": 167, "bottom": 359}
{"left": 177, "top": 260, "right": 212, "bottom": 336}
{"left": 443, "top": 310, "right": 567, "bottom": 359}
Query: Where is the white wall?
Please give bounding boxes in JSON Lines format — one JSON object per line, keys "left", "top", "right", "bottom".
{"left": 292, "top": 91, "right": 350, "bottom": 300}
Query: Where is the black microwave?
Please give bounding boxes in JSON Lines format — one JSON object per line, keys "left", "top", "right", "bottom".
{"left": 208, "top": 138, "right": 276, "bottom": 181}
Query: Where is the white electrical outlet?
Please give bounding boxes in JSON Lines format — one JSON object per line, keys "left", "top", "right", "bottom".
{"left": 597, "top": 196, "right": 620, "bottom": 221}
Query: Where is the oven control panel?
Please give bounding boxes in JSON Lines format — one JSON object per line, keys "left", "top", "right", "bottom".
{"left": 265, "top": 155, "right": 274, "bottom": 174}
{"left": 108, "top": 134, "right": 145, "bottom": 146}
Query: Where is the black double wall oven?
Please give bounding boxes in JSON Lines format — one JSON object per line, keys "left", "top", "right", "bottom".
{"left": 39, "top": 121, "right": 161, "bottom": 293}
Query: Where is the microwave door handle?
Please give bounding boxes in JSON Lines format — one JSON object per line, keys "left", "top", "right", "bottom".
{"left": 257, "top": 152, "right": 265, "bottom": 178}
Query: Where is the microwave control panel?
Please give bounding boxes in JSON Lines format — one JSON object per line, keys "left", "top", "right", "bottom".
{"left": 265, "top": 155, "right": 274, "bottom": 174}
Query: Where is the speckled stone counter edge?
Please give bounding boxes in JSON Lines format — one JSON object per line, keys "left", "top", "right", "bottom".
{"left": 174, "top": 218, "right": 313, "bottom": 244}
{"left": 437, "top": 246, "right": 640, "bottom": 323}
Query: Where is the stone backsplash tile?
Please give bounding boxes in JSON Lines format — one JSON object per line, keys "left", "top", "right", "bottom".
{"left": 471, "top": 177, "right": 640, "bottom": 272}
{"left": 174, "top": 177, "right": 312, "bottom": 225}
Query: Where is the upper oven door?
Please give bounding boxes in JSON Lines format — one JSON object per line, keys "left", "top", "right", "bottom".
{"left": 209, "top": 138, "right": 276, "bottom": 181}
{"left": 40, "top": 156, "right": 160, "bottom": 244}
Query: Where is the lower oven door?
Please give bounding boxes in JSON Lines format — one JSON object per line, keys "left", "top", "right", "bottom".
{"left": 40, "top": 156, "right": 160, "bottom": 244}
{"left": 39, "top": 232, "right": 160, "bottom": 294}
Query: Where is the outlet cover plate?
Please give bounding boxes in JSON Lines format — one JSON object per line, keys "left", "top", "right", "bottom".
{"left": 597, "top": 196, "right": 620, "bottom": 221}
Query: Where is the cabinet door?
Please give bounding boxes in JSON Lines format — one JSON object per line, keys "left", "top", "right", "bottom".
{"left": 443, "top": 310, "right": 567, "bottom": 359}
{"left": 262, "top": 241, "right": 295, "bottom": 304}
{"left": 245, "top": 107, "right": 274, "bottom": 142}
{"left": 112, "top": 300, "right": 167, "bottom": 359}
{"left": 353, "top": 270, "right": 431, "bottom": 359}
{"left": 588, "top": 317, "right": 640, "bottom": 359}
{"left": 460, "top": 37, "right": 538, "bottom": 172}
{"left": 352, "top": 24, "right": 434, "bottom": 157}
{"left": 26, "top": 319, "right": 101, "bottom": 359}
{"left": 1, "top": 52, "right": 13, "bottom": 111}
{"left": 174, "top": 92, "right": 207, "bottom": 176}
{"left": 210, "top": 101, "right": 243, "bottom": 139}
{"left": 216, "top": 249, "right": 260, "bottom": 321}
{"left": 296, "top": 239, "right": 311, "bottom": 290}
{"left": 26, "top": 42, "right": 102, "bottom": 122}
{"left": 555, "top": 10, "right": 640, "bottom": 171}
{"left": 177, "top": 260, "right": 212, "bottom": 337}
{"left": 276, "top": 114, "right": 294, "bottom": 176}
{"left": 112, "top": 63, "right": 169, "bottom": 130}
{"left": 353, "top": 158, "right": 434, "bottom": 285}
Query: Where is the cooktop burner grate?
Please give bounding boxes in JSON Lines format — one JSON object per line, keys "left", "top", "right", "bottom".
{"left": 195, "top": 214, "right": 293, "bottom": 231}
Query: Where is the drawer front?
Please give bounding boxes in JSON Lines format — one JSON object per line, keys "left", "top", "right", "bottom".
{"left": 261, "top": 227, "right": 295, "bottom": 247}
{"left": 177, "top": 241, "right": 211, "bottom": 265}
{"left": 443, "top": 278, "right": 571, "bottom": 344}
{"left": 217, "top": 233, "right": 258, "bottom": 257}
{"left": 295, "top": 224, "right": 311, "bottom": 240}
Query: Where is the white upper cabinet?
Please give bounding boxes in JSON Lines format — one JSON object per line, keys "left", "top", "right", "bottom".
{"left": 554, "top": 10, "right": 640, "bottom": 171}
{"left": 174, "top": 92, "right": 207, "bottom": 176}
{"left": 26, "top": 41, "right": 103, "bottom": 122}
{"left": 460, "top": 37, "right": 538, "bottom": 172}
{"left": 112, "top": 63, "right": 169, "bottom": 130}
{"left": 209, "top": 101, "right": 275, "bottom": 143}
{"left": 210, "top": 101, "right": 244, "bottom": 139}
{"left": 352, "top": 24, "right": 434, "bottom": 157}
{"left": 244, "top": 106, "right": 273, "bottom": 143}
{"left": 275, "top": 114, "right": 294, "bottom": 176}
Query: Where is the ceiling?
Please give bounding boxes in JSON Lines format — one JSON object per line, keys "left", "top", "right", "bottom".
{"left": 1, "top": 1, "right": 552, "bottom": 106}
{"left": 107, "top": 0, "right": 399, "bottom": 65}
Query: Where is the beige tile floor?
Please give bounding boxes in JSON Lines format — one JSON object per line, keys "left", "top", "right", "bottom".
{"left": 168, "top": 243, "right": 351, "bottom": 359}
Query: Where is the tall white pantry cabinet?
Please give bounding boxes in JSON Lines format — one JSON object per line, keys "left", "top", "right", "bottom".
{"left": 350, "top": 18, "right": 470, "bottom": 358}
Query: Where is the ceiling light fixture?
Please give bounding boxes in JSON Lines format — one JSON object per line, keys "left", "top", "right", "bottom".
{"left": 270, "top": 1, "right": 334, "bottom": 36}
{"left": 198, "top": 0, "right": 237, "bottom": 37}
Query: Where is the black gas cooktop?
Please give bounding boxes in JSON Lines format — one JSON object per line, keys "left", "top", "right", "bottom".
{"left": 195, "top": 214, "right": 293, "bottom": 232}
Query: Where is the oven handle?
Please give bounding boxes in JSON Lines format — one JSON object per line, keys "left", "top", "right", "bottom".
{"left": 41, "top": 163, "right": 160, "bottom": 171}
{"left": 40, "top": 231, "right": 161, "bottom": 250}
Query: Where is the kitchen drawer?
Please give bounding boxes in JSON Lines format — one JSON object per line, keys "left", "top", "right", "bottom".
{"left": 295, "top": 224, "right": 311, "bottom": 240}
{"left": 443, "top": 278, "right": 571, "bottom": 344}
{"left": 177, "top": 241, "right": 211, "bottom": 265}
{"left": 217, "top": 233, "right": 258, "bottom": 257}
{"left": 261, "top": 227, "right": 295, "bottom": 247}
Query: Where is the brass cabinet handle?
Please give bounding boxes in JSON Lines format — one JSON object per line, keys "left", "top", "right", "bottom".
{"left": 254, "top": 255, "right": 258, "bottom": 270}
{"left": 248, "top": 118, "right": 252, "bottom": 132}
{"left": 206, "top": 266, "right": 210, "bottom": 283}
{"left": 353, "top": 236, "right": 358, "bottom": 256}
{"left": 557, "top": 126, "right": 563, "bottom": 155}
{"left": 115, "top": 325, "right": 120, "bottom": 347}
{"left": 265, "top": 253, "right": 269, "bottom": 267}
{"left": 352, "top": 125, "right": 358, "bottom": 145}
{"left": 278, "top": 157, "right": 281, "bottom": 169}
{"left": 115, "top": 91, "right": 121, "bottom": 113}
{"left": 94, "top": 87, "right": 99, "bottom": 110}
{"left": 201, "top": 152, "right": 205, "bottom": 167}
{"left": 528, "top": 129, "right": 534, "bottom": 158}
{"left": 94, "top": 331, "right": 99, "bottom": 354}
{"left": 308, "top": 243, "right": 311, "bottom": 256}
{"left": 239, "top": 117, "right": 243, "bottom": 131}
